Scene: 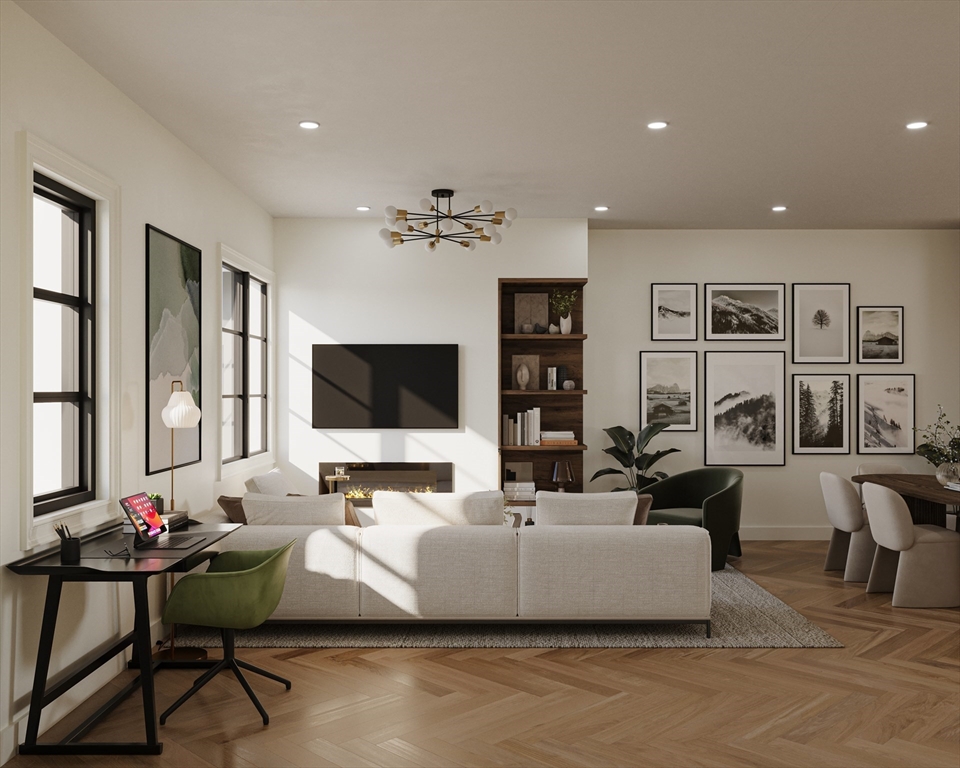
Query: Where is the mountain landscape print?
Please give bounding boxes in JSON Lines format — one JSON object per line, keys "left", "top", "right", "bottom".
{"left": 640, "top": 351, "right": 696, "bottom": 430}
{"left": 858, "top": 306, "right": 903, "bottom": 363}
{"left": 858, "top": 374, "right": 914, "bottom": 453}
{"left": 706, "top": 284, "right": 784, "bottom": 340}
{"left": 651, "top": 284, "right": 696, "bottom": 340}
{"left": 706, "top": 351, "right": 784, "bottom": 466}
{"left": 793, "top": 374, "right": 849, "bottom": 453}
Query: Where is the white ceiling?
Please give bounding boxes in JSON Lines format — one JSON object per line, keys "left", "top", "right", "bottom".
{"left": 17, "top": 0, "right": 960, "bottom": 229}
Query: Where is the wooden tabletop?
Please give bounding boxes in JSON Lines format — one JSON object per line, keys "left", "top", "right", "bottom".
{"left": 851, "top": 473, "right": 960, "bottom": 505}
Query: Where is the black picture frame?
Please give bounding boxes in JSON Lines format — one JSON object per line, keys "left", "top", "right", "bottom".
{"left": 651, "top": 283, "right": 698, "bottom": 341}
{"left": 792, "top": 373, "right": 851, "bottom": 454}
{"left": 792, "top": 283, "right": 850, "bottom": 364}
{"left": 704, "top": 283, "right": 786, "bottom": 341}
{"left": 640, "top": 350, "right": 698, "bottom": 431}
{"left": 857, "top": 305, "right": 904, "bottom": 364}
{"left": 857, "top": 373, "right": 915, "bottom": 454}
{"left": 145, "top": 224, "right": 202, "bottom": 476}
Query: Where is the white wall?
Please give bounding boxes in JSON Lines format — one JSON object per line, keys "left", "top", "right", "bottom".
{"left": 273, "top": 218, "right": 588, "bottom": 519}
{"left": 0, "top": 4, "right": 273, "bottom": 761}
{"left": 585, "top": 230, "right": 960, "bottom": 538}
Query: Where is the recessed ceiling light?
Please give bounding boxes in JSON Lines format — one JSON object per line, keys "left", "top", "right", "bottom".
{"left": 647, "top": 121, "right": 668, "bottom": 130}
{"left": 772, "top": 206, "right": 787, "bottom": 212}
{"left": 299, "top": 120, "right": 320, "bottom": 129}
{"left": 356, "top": 206, "right": 370, "bottom": 212}
{"left": 594, "top": 206, "right": 609, "bottom": 212}
{"left": 906, "top": 121, "right": 928, "bottom": 130}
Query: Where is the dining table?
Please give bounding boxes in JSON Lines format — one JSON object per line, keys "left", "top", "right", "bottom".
{"left": 851, "top": 473, "right": 959, "bottom": 527}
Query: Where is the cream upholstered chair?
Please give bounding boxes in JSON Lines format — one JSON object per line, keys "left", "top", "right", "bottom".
{"left": 856, "top": 462, "right": 907, "bottom": 476}
{"left": 862, "top": 482, "right": 960, "bottom": 607}
{"left": 820, "top": 473, "right": 876, "bottom": 582}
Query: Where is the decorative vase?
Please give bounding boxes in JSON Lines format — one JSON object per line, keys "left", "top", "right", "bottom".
{"left": 560, "top": 314, "right": 572, "bottom": 335}
{"left": 935, "top": 462, "right": 959, "bottom": 487}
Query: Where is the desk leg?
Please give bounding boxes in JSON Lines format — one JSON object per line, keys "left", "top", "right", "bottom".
{"left": 132, "top": 579, "right": 160, "bottom": 749}
{"left": 23, "top": 576, "right": 63, "bottom": 748}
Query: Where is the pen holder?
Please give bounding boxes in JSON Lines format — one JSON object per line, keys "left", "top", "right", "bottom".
{"left": 60, "top": 537, "right": 81, "bottom": 564}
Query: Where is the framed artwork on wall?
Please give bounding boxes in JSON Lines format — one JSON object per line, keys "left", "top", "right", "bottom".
{"left": 640, "top": 351, "right": 697, "bottom": 431}
{"left": 857, "top": 373, "right": 915, "bottom": 454}
{"left": 145, "top": 225, "right": 202, "bottom": 475}
{"left": 792, "top": 283, "right": 850, "bottom": 364}
{"left": 705, "top": 351, "right": 785, "bottom": 466}
{"left": 705, "top": 283, "right": 785, "bottom": 340}
{"left": 793, "top": 374, "right": 850, "bottom": 454}
{"left": 651, "top": 283, "right": 697, "bottom": 340}
{"left": 857, "top": 306, "right": 903, "bottom": 364}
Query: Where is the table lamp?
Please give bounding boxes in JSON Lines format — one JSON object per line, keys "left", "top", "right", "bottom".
{"left": 552, "top": 461, "right": 575, "bottom": 492}
{"left": 161, "top": 381, "right": 201, "bottom": 511}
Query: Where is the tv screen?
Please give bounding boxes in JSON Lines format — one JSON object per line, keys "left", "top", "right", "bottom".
{"left": 312, "top": 344, "right": 459, "bottom": 429}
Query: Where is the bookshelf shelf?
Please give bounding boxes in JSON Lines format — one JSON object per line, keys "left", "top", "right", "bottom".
{"left": 500, "top": 390, "right": 587, "bottom": 396}
{"left": 500, "top": 333, "right": 588, "bottom": 341}
{"left": 500, "top": 445, "right": 587, "bottom": 452}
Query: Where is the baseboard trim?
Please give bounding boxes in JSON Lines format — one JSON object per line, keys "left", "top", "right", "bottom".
{"left": 1, "top": 720, "right": 19, "bottom": 765}
{"left": 740, "top": 526, "right": 832, "bottom": 540}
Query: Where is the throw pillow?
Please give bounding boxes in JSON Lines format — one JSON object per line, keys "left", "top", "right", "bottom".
{"left": 535, "top": 491, "right": 638, "bottom": 525}
{"left": 289, "top": 493, "right": 361, "bottom": 527}
{"left": 372, "top": 491, "right": 504, "bottom": 525}
{"left": 217, "top": 495, "right": 247, "bottom": 524}
{"left": 243, "top": 492, "right": 346, "bottom": 526}
{"left": 244, "top": 468, "right": 293, "bottom": 496}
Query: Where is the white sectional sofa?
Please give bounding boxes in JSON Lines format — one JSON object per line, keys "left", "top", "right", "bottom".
{"left": 203, "top": 487, "right": 713, "bottom": 635}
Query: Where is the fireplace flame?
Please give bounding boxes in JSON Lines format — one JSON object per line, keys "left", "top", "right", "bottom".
{"left": 343, "top": 485, "right": 435, "bottom": 499}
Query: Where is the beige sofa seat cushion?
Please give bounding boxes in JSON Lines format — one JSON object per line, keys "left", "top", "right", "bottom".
{"left": 372, "top": 490, "right": 504, "bottom": 526}
{"left": 360, "top": 525, "right": 518, "bottom": 618}
{"left": 219, "top": 524, "right": 360, "bottom": 619}
{"left": 518, "top": 525, "right": 711, "bottom": 620}
{"left": 535, "top": 491, "right": 640, "bottom": 525}
{"left": 243, "top": 492, "right": 346, "bottom": 525}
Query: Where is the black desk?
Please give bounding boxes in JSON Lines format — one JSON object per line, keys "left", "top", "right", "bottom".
{"left": 6, "top": 522, "right": 240, "bottom": 756}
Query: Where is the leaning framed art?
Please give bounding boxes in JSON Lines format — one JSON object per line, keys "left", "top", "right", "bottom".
{"left": 705, "top": 351, "right": 785, "bottom": 466}
{"left": 145, "top": 224, "right": 202, "bottom": 475}
{"left": 792, "top": 283, "right": 850, "bottom": 364}
{"left": 857, "top": 306, "right": 903, "bottom": 364}
{"left": 651, "top": 283, "right": 697, "bottom": 340}
{"left": 793, "top": 373, "right": 850, "bottom": 454}
{"left": 640, "top": 351, "right": 697, "bottom": 431}
{"left": 705, "top": 283, "right": 785, "bottom": 340}
{"left": 857, "top": 373, "right": 915, "bottom": 454}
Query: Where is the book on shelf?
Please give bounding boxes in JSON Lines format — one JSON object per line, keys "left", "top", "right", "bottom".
{"left": 503, "top": 483, "right": 536, "bottom": 491}
{"left": 503, "top": 408, "right": 543, "bottom": 446}
{"left": 540, "top": 439, "right": 578, "bottom": 446}
{"left": 504, "top": 493, "right": 536, "bottom": 501}
{"left": 541, "top": 430, "right": 575, "bottom": 439}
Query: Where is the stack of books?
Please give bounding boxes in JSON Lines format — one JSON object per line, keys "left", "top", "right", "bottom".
{"left": 503, "top": 481, "right": 536, "bottom": 502}
{"left": 540, "top": 430, "right": 577, "bottom": 446}
{"left": 502, "top": 408, "right": 541, "bottom": 446}
{"left": 945, "top": 481, "right": 960, "bottom": 492}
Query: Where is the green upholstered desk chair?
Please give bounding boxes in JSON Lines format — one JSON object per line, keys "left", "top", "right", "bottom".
{"left": 159, "top": 541, "right": 295, "bottom": 726}
{"left": 645, "top": 468, "right": 744, "bottom": 571}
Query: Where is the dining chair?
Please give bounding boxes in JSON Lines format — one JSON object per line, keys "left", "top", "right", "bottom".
{"left": 820, "top": 472, "right": 876, "bottom": 581}
{"left": 862, "top": 483, "right": 960, "bottom": 608}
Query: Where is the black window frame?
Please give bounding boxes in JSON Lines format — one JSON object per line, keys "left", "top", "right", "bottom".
{"left": 222, "top": 264, "right": 268, "bottom": 463}
{"left": 32, "top": 172, "right": 97, "bottom": 517}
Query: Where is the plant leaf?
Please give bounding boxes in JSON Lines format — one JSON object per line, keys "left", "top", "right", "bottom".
{"left": 589, "top": 467, "right": 628, "bottom": 482}
{"left": 636, "top": 422, "right": 671, "bottom": 453}
{"left": 603, "top": 426, "right": 635, "bottom": 457}
{"left": 635, "top": 448, "right": 681, "bottom": 472}
{"left": 610, "top": 486, "right": 634, "bottom": 492}
{"left": 652, "top": 471, "right": 669, "bottom": 480}
{"left": 603, "top": 445, "right": 634, "bottom": 468}
{"left": 635, "top": 475, "right": 658, "bottom": 489}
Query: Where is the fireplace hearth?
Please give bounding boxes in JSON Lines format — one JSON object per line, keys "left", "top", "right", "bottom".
{"left": 318, "top": 462, "right": 453, "bottom": 506}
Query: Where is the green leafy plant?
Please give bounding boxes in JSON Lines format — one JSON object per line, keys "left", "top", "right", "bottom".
{"left": 147, "top": 493, "right": 163, "bottom": 500}
{"left": 550, "top": 289, "right": 578, "bottom": 318}
{"left": 914, "top": 405, "right": 960, "bottom": 465}
{"left": 589, "top": 423, "right": 680, "bottom": 491}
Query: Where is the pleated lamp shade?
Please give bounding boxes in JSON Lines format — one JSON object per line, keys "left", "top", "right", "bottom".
{"left": 161, "top": 390, "right": 201, "bottom": 429}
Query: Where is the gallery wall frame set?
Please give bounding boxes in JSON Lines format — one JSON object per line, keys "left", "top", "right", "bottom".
{"left": 792, "top": 283, "right": 850, "bottom": 364}
{"left": 857, "top": 306, "right": 903, "bottom": 364}
{"left": 792, "top": 373, "right": 850, "bottom": 454}
{"left": 651, "top": 284, "right": 697, "bottom": 340}
{"left": 704, "top": 283, "right": 785, "bottom": 341}
{"left": 145, "top": 224, "right": 202, "bottom": 476}
{"left": 857, "top": 373, "right": 915, "bottom": 454}
{"left": 704, "top": 351, "right": 785, "bottom": 466}
{"left": 639, "top": 351, "right": 697, "bottom": 431}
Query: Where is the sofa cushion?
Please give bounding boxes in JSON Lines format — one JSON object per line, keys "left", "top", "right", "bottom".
{"left": 243, "top": 492, "right": 346, "bottom": 525}
{"left": 217, "top": 495, "right": 247, "bottom": 524}
{"left": 244, "top": 468, "right": 293, "bottom": 496}
{"left": 647, "top": 507, "right": 703, "bottom": 526}
{"left": 372, "top": 491, "right": 504, "bottom": 526}
{"left": 535, "top": 491, "right": 640, "bottom": 525}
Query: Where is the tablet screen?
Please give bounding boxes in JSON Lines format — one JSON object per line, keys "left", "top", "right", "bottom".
{"left": 120, "top": 493, "right": 166, "bottom": 541}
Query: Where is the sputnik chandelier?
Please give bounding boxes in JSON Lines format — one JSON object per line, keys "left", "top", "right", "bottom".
{"left": 378, "top": 189, "right": 517, "bottom": 251}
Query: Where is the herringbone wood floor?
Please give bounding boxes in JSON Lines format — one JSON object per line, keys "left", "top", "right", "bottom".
{"left": 8, "top": 541, "right": 959, "bottom": 768}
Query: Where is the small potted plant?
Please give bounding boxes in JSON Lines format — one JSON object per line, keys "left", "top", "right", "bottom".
{"left": 914, "top": 405, "right": 960, "bottom": 486}
{"left": 589, "top": 423, "right": 680, "bottom": 491}
{"left": 550, "top": 289, "right": 578, "bottom": 335}
{"left": 148, "top": 493, "right": 164, "bottom": 514}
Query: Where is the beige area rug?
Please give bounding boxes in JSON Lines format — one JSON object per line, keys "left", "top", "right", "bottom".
{"left": 178, "top": 566, "right": 841, "bottom": 649}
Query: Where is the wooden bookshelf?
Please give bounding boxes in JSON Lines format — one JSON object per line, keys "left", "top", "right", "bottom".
{"left": 498, "top": 278, "right": 587, "bottom": 494}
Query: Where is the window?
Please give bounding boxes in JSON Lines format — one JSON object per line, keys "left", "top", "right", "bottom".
{"left": 32, "top": 173, "right": 97, "bottom": 516}
{"left": 222, "top": 264, "right": 268, "bottom": 462}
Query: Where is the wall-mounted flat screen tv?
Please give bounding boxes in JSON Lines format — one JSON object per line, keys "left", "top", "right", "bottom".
{"left": 312, "top": 344, "right": 459, "bottom": 429}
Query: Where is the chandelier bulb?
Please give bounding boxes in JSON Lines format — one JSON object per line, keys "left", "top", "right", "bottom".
{"left": 492, "top": 232, "right": 503, "bottom": 245}
{"left": 425, "top": 240, "right": 436, "bottom": 252}
{"left": 468, "top": 240, "right": 476, "bottom": 251}
{"left": 484, "top": 223, "right": 497, "bottom": 236}
{"left": 440, "top": 218, "right": 454, "bottom": 232}
{"left": 501, "top": 218, "right": 512, "bottom": 229}
{"left": 385, "top": 216, "right": 397, "bottom": 226}
{"left": 479, "top": 200, "right": 493, "bottom": 214}
{"left": 505, "top": 208, "right": 517, "bottom": 221}
{"left": 384, "top": 206, "right": 397, "bottom": 218}
{"left": 378, "top": 227, "right": 392, "bottom": 242}
{"left": 420, "top": 198, "right": 433, "bottom": 212}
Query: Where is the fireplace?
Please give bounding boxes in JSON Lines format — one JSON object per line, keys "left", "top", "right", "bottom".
{"left": 318, "top": 462, "right": 454, "bottom": 507}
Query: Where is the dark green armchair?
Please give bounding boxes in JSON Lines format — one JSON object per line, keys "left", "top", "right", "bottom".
{"left": 159, "top": 541, "right": 295, "bottom": 726}
{"left": 644, "top": 468, "right": 744, "bottom": 571}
